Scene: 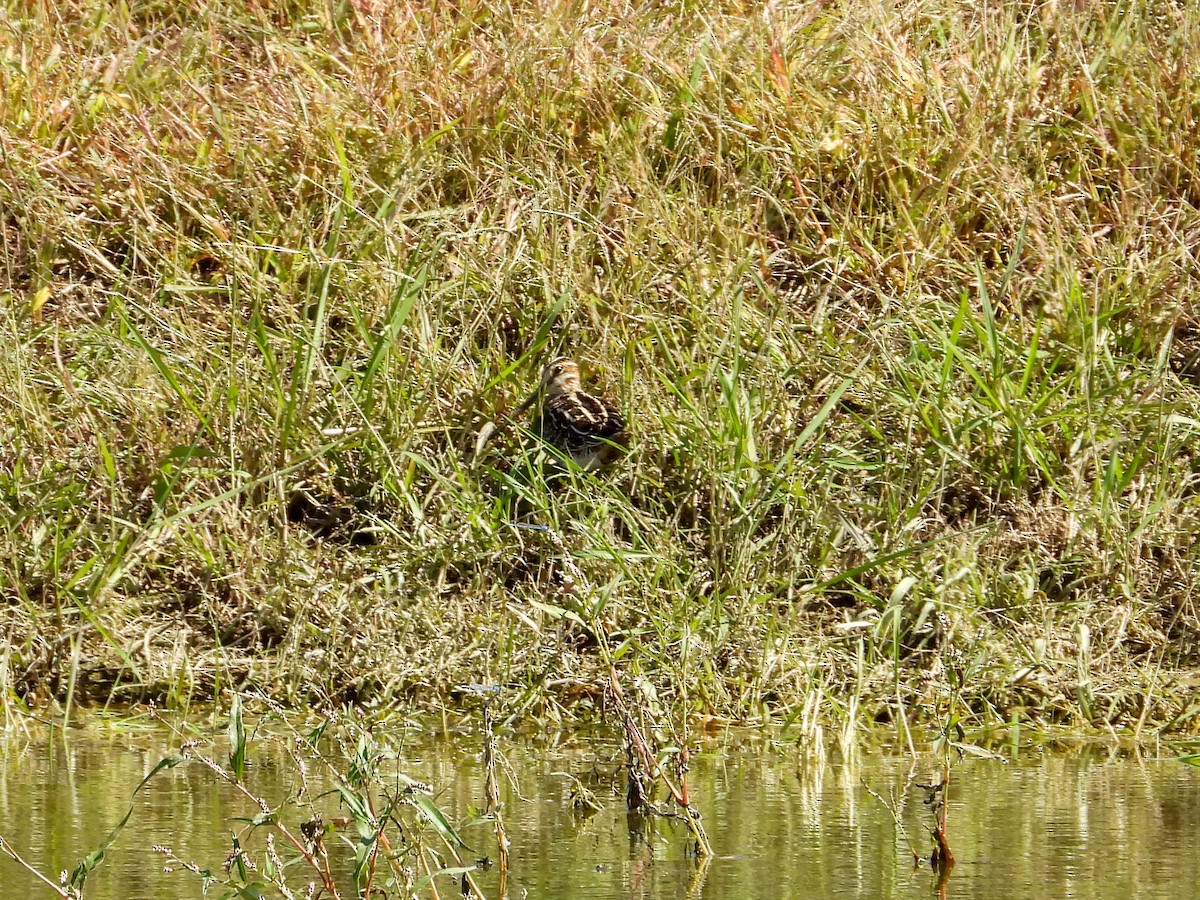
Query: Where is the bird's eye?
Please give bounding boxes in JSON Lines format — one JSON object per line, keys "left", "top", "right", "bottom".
{"left": 553, "top": 365, "right": 563, "bottom": 375}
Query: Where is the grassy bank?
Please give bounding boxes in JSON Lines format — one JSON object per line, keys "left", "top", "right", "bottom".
{"left": 2, "top": 0, "right": 1200, "bottom": 736}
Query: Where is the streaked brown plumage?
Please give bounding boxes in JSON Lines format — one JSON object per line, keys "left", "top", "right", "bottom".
{"left": 518, "top": 357, "right": 628, "bottom": 471}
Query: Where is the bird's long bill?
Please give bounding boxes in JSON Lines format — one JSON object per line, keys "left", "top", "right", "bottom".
{"left": 514, "top": 388, "right": 540, "bottom": 415}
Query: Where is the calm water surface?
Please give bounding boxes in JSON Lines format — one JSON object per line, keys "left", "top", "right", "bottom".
{"left": 1, "top": 722, "right": 1197, "bottom": 899}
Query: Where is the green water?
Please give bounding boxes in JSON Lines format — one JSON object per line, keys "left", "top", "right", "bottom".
{"left": 1, "top": 723, "right": 1198, "bottom": 899}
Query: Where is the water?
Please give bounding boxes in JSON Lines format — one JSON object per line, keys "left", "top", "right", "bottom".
{"left": 1, "top": 721, "right": 1198, "bottom": 899}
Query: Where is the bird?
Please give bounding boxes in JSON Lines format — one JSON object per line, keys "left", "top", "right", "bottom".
{"left": 516, "top": 357, "right": 628, "bottom": 471}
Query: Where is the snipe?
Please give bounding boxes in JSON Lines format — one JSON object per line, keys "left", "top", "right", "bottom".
{"left": 517, "top": 357, "right": 628, "bottom": 471}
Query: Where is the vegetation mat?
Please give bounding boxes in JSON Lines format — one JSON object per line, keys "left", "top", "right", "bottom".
{"left": 3, "top": 0, "right": 1200, "bottom": 736}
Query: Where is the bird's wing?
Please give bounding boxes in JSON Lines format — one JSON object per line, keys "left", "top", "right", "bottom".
{"left": 541, "top": 392, "right": 626, "bottom": 449}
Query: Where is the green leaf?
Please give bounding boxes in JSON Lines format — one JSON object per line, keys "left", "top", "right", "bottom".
{"left": 231, "top": 883, "right": 269, "bottom": 899}
{"left": 352, "top": 831, "right": 378, "bottom": 887}
{"left": 228, "top": 694, "right": 246, "bottom": 781}
{"left": 357, "top": 260, "right": 426, "bottom": 408}
{"left": 409, "top": 790, "right": 470, "bottom": 850}
{"left": 69, "top": 805, "right": 133, "bottom": 887}
{"left": 70, "top": 756, "right": 185, "bottom": 888}
{"left": 230, "top": 834, "right": 249, "bottom": 881}
{"left": 334, "top": 783, "right": 371, "bottom": 821}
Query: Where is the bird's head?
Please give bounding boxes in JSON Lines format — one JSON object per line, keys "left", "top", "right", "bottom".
{"left": 515, "top": 356, "right": 583, "bottom": 414}
{"left": 539, "top": 357, "right": 582, "bottom": 397}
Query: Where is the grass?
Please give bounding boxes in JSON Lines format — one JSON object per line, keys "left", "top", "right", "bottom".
{"left": 2, "top": 0, "right": 1200, "bottom": 737}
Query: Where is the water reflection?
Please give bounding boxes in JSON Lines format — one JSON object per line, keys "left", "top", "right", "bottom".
{"left": 0, "top": 723, "right": 1197, "bottom": 899}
